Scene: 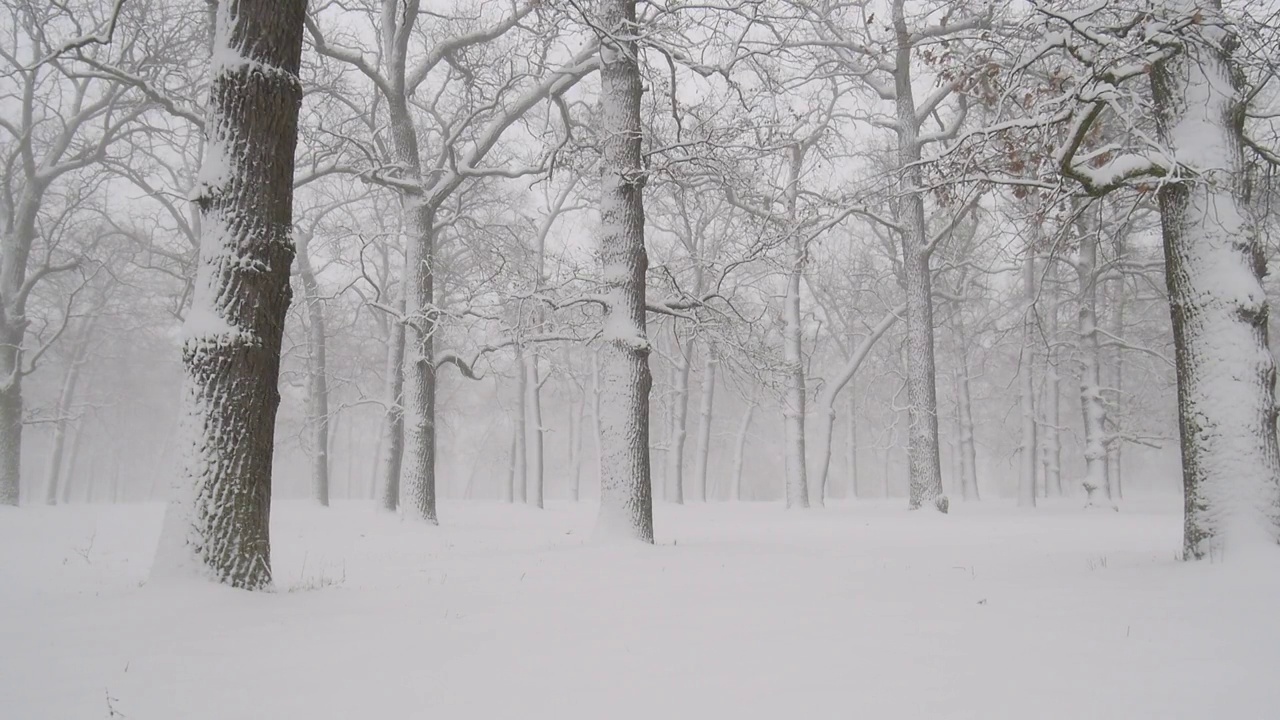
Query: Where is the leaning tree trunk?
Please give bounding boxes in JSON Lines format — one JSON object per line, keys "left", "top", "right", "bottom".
{"left": 296, "top": 231, "right": 330, "bottom": 506}
{"left": 691, "top": 349, "right": 717, "bottom": 502}
{"left": 1018, "top": 252, "right": 1038, "bottom": 508}
{"left": 666, "top": 335, "right": 691, "bottom": 503}
{"left": 153, "top": 0, "right": 307, "bottom": 589}
{"left": 377, "top": 297, "right": 406, "bottom": 512}
{"left": 1075, "top": 215, "right": 1113, "bottom": 509}
{"left": 593, "top": 0, "right": 654, "bottom": 541}
{"left": 1152, "top": 1, "right": 1280, "bottom": 558}
{"left": 893, "top": 5, "right": 946, "bottom": 513}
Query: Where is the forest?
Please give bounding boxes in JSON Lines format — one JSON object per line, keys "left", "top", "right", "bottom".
{"left": 2, "top": 0, "right": 1279, "bottom": 717}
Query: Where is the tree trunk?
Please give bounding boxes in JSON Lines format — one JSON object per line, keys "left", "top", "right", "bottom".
{"left": 845, "top": 390, "right": 858, "bottom": 499}
{"left": 731, "top": 403, "right": 755, "bottom": 502}
{"left": 811, "top": 307, "right": 901, "bottom": 504}
{"left": 593, "top": 0, "right": 654, "bottom": 541}
{"left": 666, "top": 335, "right": 691, "bottom": 503}
{"left": 691, "top": 350, "right": 717, "bottom": 502}
{"left": 1151, "top": 1, "right": 1280, "bottom": 558}
{"left": 782, "top": 149, "right": 810, "bottom": 509}
{"left": 1042, "top": 262, "right": 1063, "bottom": 497}
{"left": 377, "top": 297, "right": 406, "bottom": 512}
{"left": 569, "top": 383, "right": 585, "bottom": 502}
{"left": 504, "top": 426, "right": 517, "bottom": 502}
{"left": 44, "top": 322, "right": 93, "bottom": 505}
{"left": 0, "top": 322, "right": 24, "bottom": 505}
{"left": 513, "top": 350, "right": 527, "bottom": 504}
{"left": 1019, "top": 252, "right": 1038, "bottom": 508}
{"left": 1075, "top": 214, "right": 1113, "bottom": 509}
{"left": 893, "top": 1, "right": 946, "bottom": 513}
{"left": 153, "top": 0, "right": 306, "bottom": 590}
{"left": 296, "top": 232, "right": 330, "bottom": 506}
{"left": 524, "top": 351, "right": 544, "bottom": 508}
{"left": 1107, "top": 263, "right": 1126, "bottom": 500}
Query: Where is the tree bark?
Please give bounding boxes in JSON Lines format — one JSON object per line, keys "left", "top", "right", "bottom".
{"left": 1041, "top": 262, "right": 1063, "bottom": 497}
{"left": 378, "top": 296, "right": 406, "bottom": 512}
{"left": 1151, "top": 0, "right": 1280, "bottom": 557}
{"left": 593, "top": 0, "right": 653, "bottom": 541}
{"left": 1019, "top": 252, "right": 1038, "bottom": 508}
{"left": 845, "top": 390, "right": 858, "bottom": 499}
{"left": 296, "top": 231, "right": 330, "bottom": 506}
{"left": 691, "top": 349, "right": 717, "bottom": 502}
{"left": 513, "top": 350, "right": 527, "bottom": 504}
{"left": 524, "top": 351, "right": 544, "bottom": 508}
{"left": 154, "top": 0, "right": 307, "bottom": 589}
{"left": 731, "top": 402, "right": 755, "bottom": 502}
{"left": 44, "top": 320, "right": 94, "bottom": 505}
{"left": 1075, "top": 212, "right": 1113, "bottom": 509}
{"left": 893, "top": 0, "right": 946, "bottom": 513}
{"left": 666, "top": 334, "right": 691, "bottom": 503}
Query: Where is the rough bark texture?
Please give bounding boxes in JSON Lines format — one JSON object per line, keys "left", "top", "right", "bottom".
{"left": 1075, "top": 214, "right": 1113, "bottom": 509}
{"left": 893, "top": 0, "right": 946, "bottom": 513}
{"left": 296, "top": 231, "right": 330, "bottom": 506}
{"left": 593, "top": 0, "right": 654, "bottom": 541}
{"left": 1041, "top": 263, "right": 1063, "bottom": 497}
{"left": 377, "top": 297, "right": 406, "bottom": 512}
{"left": 1151, "top": 1, "right": 1280, "bottom": 558}
{"left": 154, "top": 0, "right": 307, "bottom": 590}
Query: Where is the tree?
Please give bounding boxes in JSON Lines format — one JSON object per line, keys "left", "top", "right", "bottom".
{"left": 153, "top": 0, "right": 307, "bottom": 589}
{"left": 592, "top": 0, "right": 653, "bottom": 542}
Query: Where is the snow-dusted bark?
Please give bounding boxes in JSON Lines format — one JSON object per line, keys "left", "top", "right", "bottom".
{"left": 153, "top": 0, "right": 307, "bottom": 589}
{"left": 1018, "top": 252, "right": 1038, "bottom": 508}
{"left": 512, "top": 351, "right": 527, "bottom": 504}
{"left": 1150, "top": 1, "right": 1280, "bottom": 557}
{"left": 691, "top": 350, "right": 717, "bottom": 502}
{"left": 0, "top": 306, "right": 22, "bottom": 504}
{"left": 593, "top": 0, "right": 653, "bottom": 541}
{"left": 782, "top": 147, "right": 810, "bottom": 509}
{"left": 1074, "top": 219, "right": 1112, "bottom": 509}
{"left": 524, "top": 352, "right": 544, "bottom": 508}
{"left": 569, "top": 385, "right": 586, "bottom": 502}
{"left": 892, "top": 2, "right": 946, "bottom": 513}
{"left": 731, "top": 402, "right": 755, "bottom": 502}
{"left": 811, "top": 307, "right": 902, "bottom": 503}
{"left": 377, "top": 296, "right": 406, "bottom": 512}
{"left": 666, "top": 338, "right": 691, "bottom": 503}
{"left": 1041, "top": 264, "right": 1062, "bottom": 497}
{"left": 296, "top": 231, "right": 330, "bottom": 506}
{"left": 43, "top": 323, "right": 93, "bottom": 505}
{"left": 950, "top": 314, "right": 980, "bottom": 502}
{"left": 845, "top": 392, "right": 858, "bottom": 498}
{"left": 1106, "top": 269, "right": 1125, "bottom": 500}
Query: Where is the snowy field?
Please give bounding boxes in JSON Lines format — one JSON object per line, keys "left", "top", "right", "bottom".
{"left": 3, "top": 498, "right": 1279, "bottom": 719}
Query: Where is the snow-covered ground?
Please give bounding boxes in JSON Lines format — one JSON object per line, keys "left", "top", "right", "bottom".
{"left": 2, "top": 497, "right": 1277, "bottom": 719}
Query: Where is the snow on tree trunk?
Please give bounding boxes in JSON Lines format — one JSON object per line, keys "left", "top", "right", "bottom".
{"left": 892, "top": 5, "right": 946, "bottom": 513}
{"left": 731, "top": 403, "right": 755, "bottom": 502}
{"left": 524, "top": 351, "right": 544, "bottom": 508}
{"left": 44, "top": 322, "right": 92, "bottom": 505}
{"left": 1075, "top": 216, "right": 1113, "bottom": 509}
{"left": 691, "top": 350, "right": 717, "bottom": 502}
{"left": 811, "top": 307, "right": 901, "bottom": 504}
{"left": 504, "top": 426, "right": 517, "bottom": 503}
{"left": 782, "top": 148, "right": 810, "bottom": 509}
{"left": 845, "top": 391, "right": 858, "bottom": 498}
{"left": 1019, "top": 252, "right": 1038, "bottom": 508}
{"left": 666, "top": 335, "right": 691, "bottom": 503}
{"left": 377, "top": 296, "right": 406, "bottom": 512}
{"left": 593, "top": 0, "right": 654, "bottom": 541}
{"left": 1041, "top": 263, "right": 1063, "bottom": 497}
{"left": 0, "top": 322, "right": 23, "bottom": 505}
{"left": 954, "top": 347, "right": 979, "bottom": 501}
{"left": 1106, "top": 265, "right": 1126, "bottom": 500}
{"left": 570, "top": 386, "right": 585, "bottom": 502}
{"left": 153, "top": 0, "right": 306, "bottom": 590}
{"left": 513, "top": 349, "right": 527, "bottom": 504}
{"left": 296, "top": 231, "right": 330, "bottom": 506}
{"left": 1150, "top": 1, "right": 1280, "bottom": 558}
{"left": 397, "top": 187, "right": 438, "bottom": 523}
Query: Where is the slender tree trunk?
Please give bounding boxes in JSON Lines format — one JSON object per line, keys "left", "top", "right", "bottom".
{"left": 1107, "top": 264, "right": 1126, "bottom": 500}
{"left": 1152, "top": 1, "right": 1280, "bottom": 557}
{"left": 0, "top": 322, "right": 24, "bottom": 505}
{"left": 61, "top": 422, "right": 85, "bottom": 504}
{"left": 378, "top": 297, "right": 406, "bottom": 512}
{"left": 296, "top": 232, "right": 330, "bottom": 506}
{"left": 592, "top": 0, "right": 654, "bottom": 541}
{"left": 845, "top": 390, "right": 858, "bottom": 499}
{"left": 731, "top": 402, "right": 755, "bottom": 502}
{"left": 782, "top": 149, "right": 810, "bottom": 509}
{"left": 524, "top": 351, "right": 544, "bottom": 508}
{"left": 893, "top": 1, "right": 946, "bottom": 513}
{"left": 153, "top": 0, "right": 307, "bottom": 589}
{"left": 570, "top": 384, "right": 585, "bottom": 502}
{"left": 1042, "top": 263, "right": 1063, "bottom": 497}
{"left": 691, "top": 350, "right": 717, "bottom": 502}
{"left": 504, "top": 426, "right": 517, "bottom": 503}
{"left": 45, "top": 322, "right": 93, "bottom": 505}
{"left": 666, "top": 335, "right": 691, "bottom": 503}
{"left": 1019, "top": 252, "right": 1038, "bottom": 508}
{"left": 1075, "top": 216, "right": 1113, "bottom": 509}
{"left": 513, "top": 351, "right": 527, "bottom": 504}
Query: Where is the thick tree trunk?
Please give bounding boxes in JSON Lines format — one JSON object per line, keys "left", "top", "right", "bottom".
{"left": 691, "top": 350, "right": 717, "bottom": 502}
{"left": 397, "top": 192, "right": 438, "bottom": 523}
{"left": 893, "top": 3, "right": 946, "bottom": 513}
{"left": 731, "top": 402, "right": 755, "bottom": 502}
{"left": 1019, "top": 253, "right": 1038, "bottom": 508}
{"left": 153, "top": 0, "right": 306, "bottom": 589}
{"left": 1151, "top": 2, "right": 1280, "bottom": 557}
{"left": 593, "top": 0, "right": 653, "bottom": 541}
{"left": 377, "top": 297, "right": 406, "bottom": 512}
{"left": 666, "top": 337, "right": 691, "bottom": 503}
{"left": 296, "top": 232, "right": 330, "bottom": 506}
{"left": 1075, "top": 217, "right": 1113, "bottom": 509}
{"left": 0, "top": 322, "right": 24, "bottom": 505}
